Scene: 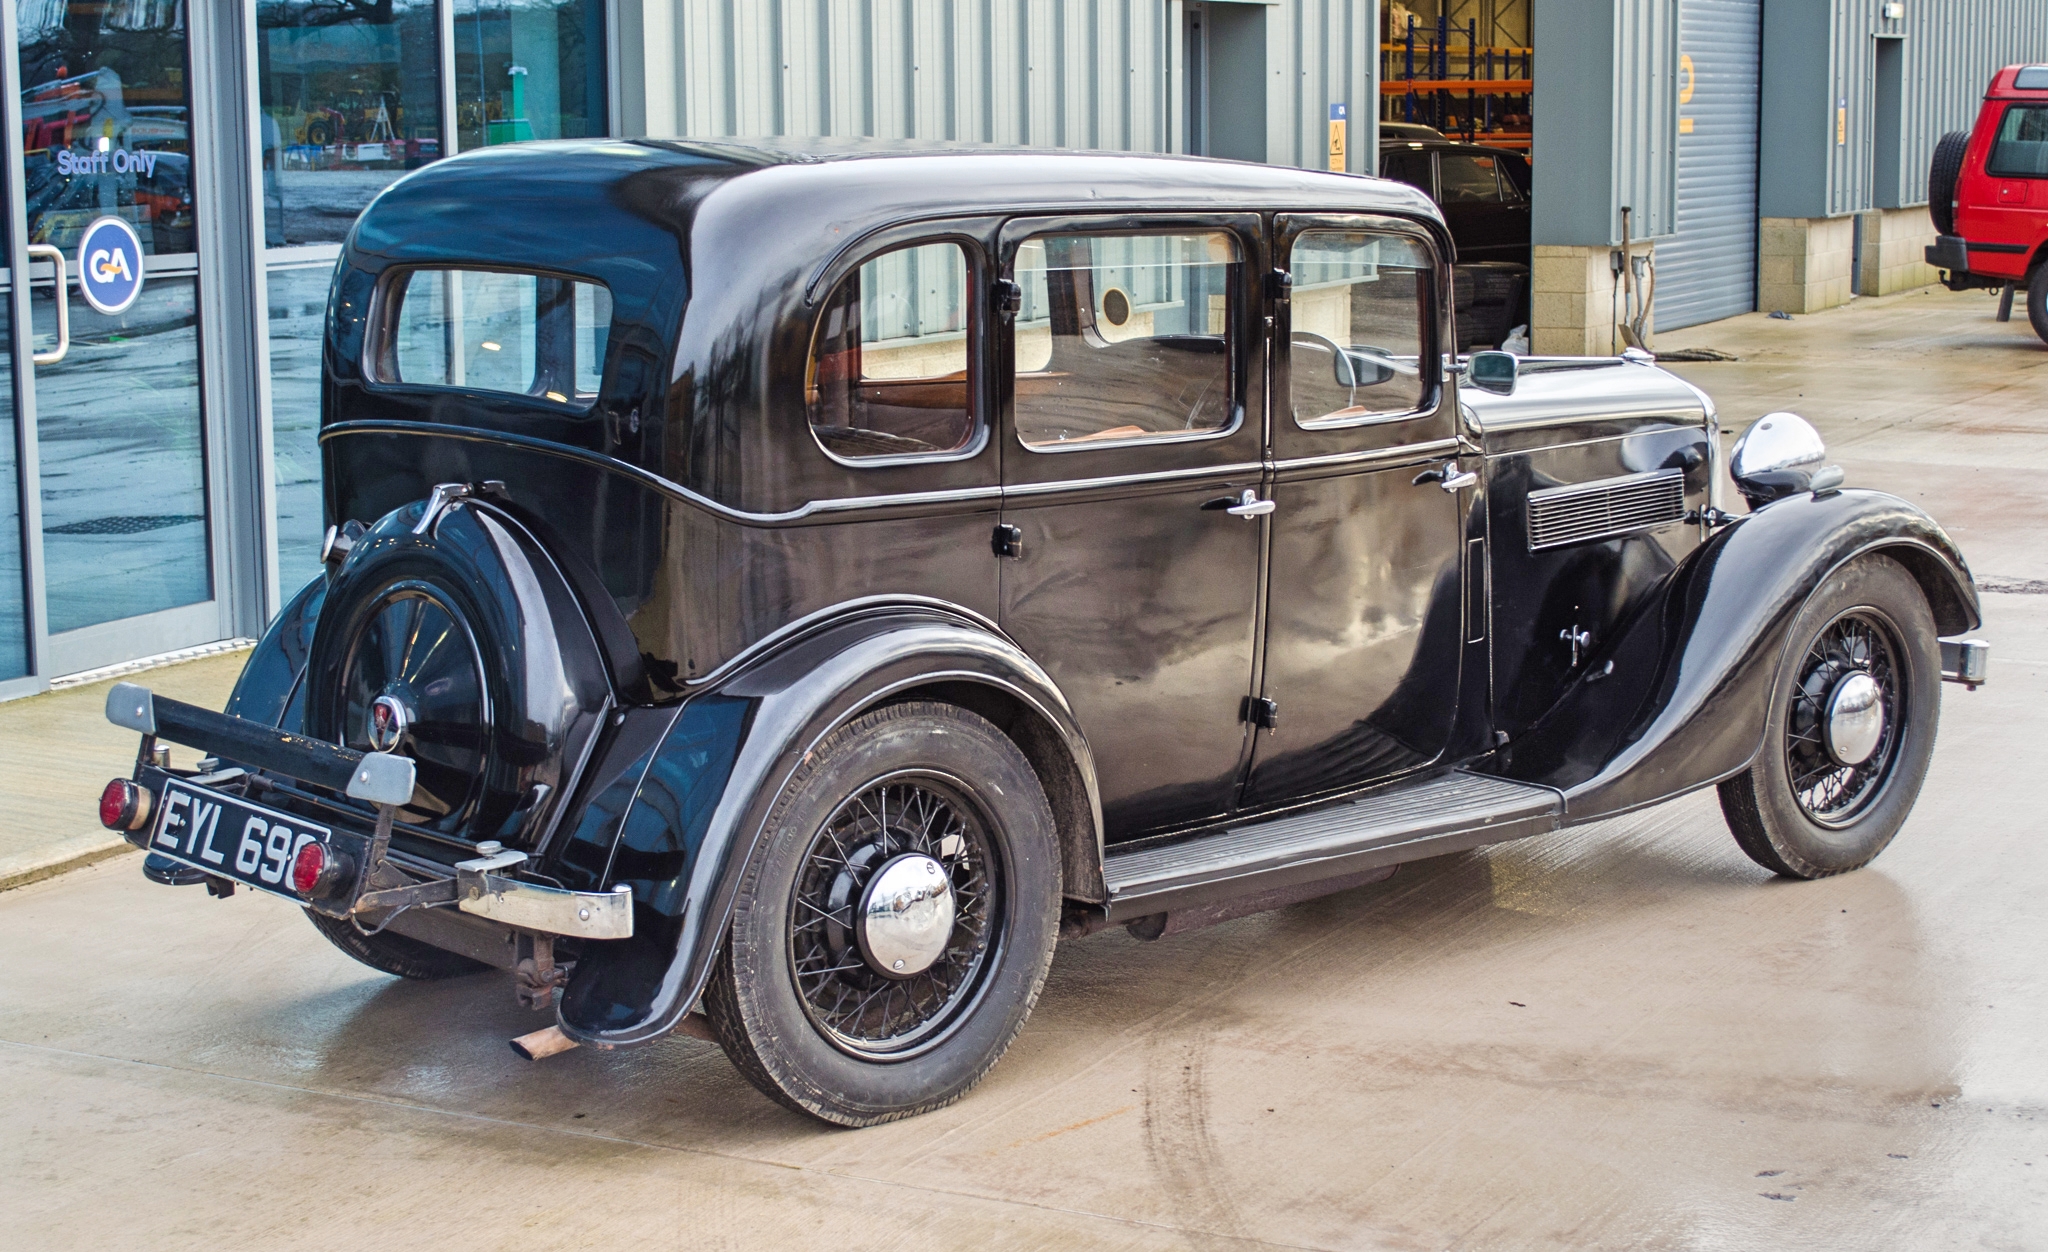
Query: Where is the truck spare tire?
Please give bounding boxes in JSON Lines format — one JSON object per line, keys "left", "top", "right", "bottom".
{"left": 1927, "top": 131, "right": 1969, "bottom": 237}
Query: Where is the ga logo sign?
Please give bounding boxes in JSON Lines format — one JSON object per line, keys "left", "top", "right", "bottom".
{"left": 76, "top": 215, "right": 145, "bottom": 315}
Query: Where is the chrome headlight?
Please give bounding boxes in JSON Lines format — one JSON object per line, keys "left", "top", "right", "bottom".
{"left": 1730, "top": 412, "right": 1842, "bottom": 507}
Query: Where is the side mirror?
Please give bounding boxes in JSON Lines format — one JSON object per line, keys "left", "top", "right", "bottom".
{"left": 1467, "top": 350, "right": 1518, "bottom": 395}
{"left": 1333, "top": 347, "right": 1396, "bottom": 388}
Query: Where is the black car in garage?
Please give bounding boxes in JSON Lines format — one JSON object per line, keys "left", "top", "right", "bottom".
{"left": 1381, "top": 138, "right": 1533, "bottom": 348}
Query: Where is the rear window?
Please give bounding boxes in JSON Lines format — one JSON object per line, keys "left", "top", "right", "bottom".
{"left": 374, "top": 268, "right": 612, "bottom": 407}
{"left": 807, "top": 241, "right": 978, "bottom": 462}
{"left": 1988, "top": 104, "right": 2048, "bottom": 177}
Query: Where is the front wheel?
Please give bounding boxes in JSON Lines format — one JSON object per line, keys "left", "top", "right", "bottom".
{"left": 1718, "top": 555, "right": 1941, "bottom": 879}
{"left": 705, "top": 701, "right": 1061, "bottom": 1126}
{"left": 2027, "top": 266, "right": 2048, "bottom": 346}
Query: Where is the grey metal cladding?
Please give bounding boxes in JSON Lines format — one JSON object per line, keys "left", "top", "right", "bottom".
{"left": 1526, "top": 468, "right": 1687, "bottom": 551}
{"left": 622, "top": 0, "right": 1379, "bottom": 175}
{"left": 1763, "top": 0, "right": 2048, "bottom": 218}
{"left": 1533, "top": 0, "right": 1676, "bottom": 245}
{"left": 1658, "top": 0, "right": 1761, "bottom": 331}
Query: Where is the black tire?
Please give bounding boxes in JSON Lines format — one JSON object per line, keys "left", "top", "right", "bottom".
{"left": 1928, "top": 131, "right": 1969, "bottom": 237}
{"left": 305, "top": 909, "right": 489, "bottom": 980}
{"left": 2028, "top": 265, "right": 2048, "bottom": 346}
{"left": 1718, "top": 555, "right": 1941, "bottom": 880}
{"left": 704, "top": 701, "right": 1061, "bottom": 1127}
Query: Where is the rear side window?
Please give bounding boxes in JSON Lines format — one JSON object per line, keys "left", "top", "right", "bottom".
{"left": 807, "top": 241, "right": 977, "bottom": 462}
{"left": 1012, "top": 231, "right": 1238, "bottom": 449}
{"left": 1288, "top": 231, "right": 1433, "bottom": 427}
{"left": 1437, "top": 153, "right": 1505, "bottom": 203}
{"left": 376, "top": 269, "right": 612, "bottom": 406}
{"left": 1381, "top": 149, "right": 1432, "bottom": 195}
{"left": 1988, "top": 104, "right": 2048, "bottom": 177}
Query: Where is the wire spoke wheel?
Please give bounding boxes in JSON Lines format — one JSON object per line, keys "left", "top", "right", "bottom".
{"left": 1783, "top": 608, "right": 1904, "bottom": 828}
{"left": 787, "top": 772, "right": 1003, "bottom": 1057}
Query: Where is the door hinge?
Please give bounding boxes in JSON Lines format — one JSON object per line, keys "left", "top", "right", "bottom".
{"left": 992, "top": 279, "right": 1023, "bottom": 317}
{"left": 1265, "top": 269, "right": 1293, "bottom": 301}
{"left": 1242, "top": 696, "right": 1279, "bottom": 729}
{"left": 991, "top": 523, "right": 1024, "bottom": 559}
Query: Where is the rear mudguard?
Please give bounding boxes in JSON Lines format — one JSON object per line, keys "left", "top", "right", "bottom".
{"left": 1494, "top": 488, "right": 1979, "bottom": 820}
{"left": 556, "top": 605, "right": 1102, "bottom": 1047}
{"left": 224, "top": 574, "right": 326, "bottom": 734}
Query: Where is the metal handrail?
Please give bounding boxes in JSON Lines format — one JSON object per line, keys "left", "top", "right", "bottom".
{"left": 25, "top": 243, "right": 67, "bottom": 364}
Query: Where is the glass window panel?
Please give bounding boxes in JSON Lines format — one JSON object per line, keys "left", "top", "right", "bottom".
{"left": 1379, "top": 148, "right": 1431, "bottom": 195}
{"left": 1437, "top": 153, "right": 1504, "bottom": 203}
{"left": 257, "top": 0, "right": 444, "bottom": 247}
{"left": 1013, "top": 231, "right": 1237, "bottom": 450}
{"left": 380, "top": 267, "right": 610, "bottom": 405}
{"left": 1289, "top": 231, "right": 1432, "bottom": 428}
{"left": 1988, "top": 104, "right": 2048, "bottom": 178}
{"left": 267, "top": 262, "right": 335, "bottom": 594}
{"left": 34, "top": 274, "right": 210, "bottom": 633}
{"left": 807, "top": 242, "right": 975, "bottom": 461}
{"left": 18, "top": 0, "right": 197, "bottom": 253}
{"left": 455, "top": 0, "right": 605, "bottom": 150}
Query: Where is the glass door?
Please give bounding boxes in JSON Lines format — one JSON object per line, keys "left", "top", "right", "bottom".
{"left": 16, "top": 0, "right": 216, "bottom": 672}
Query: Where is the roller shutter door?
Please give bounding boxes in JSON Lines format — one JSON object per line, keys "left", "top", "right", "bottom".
{"left": 1655, "top": 0, "right": 1761, "bottom": 331}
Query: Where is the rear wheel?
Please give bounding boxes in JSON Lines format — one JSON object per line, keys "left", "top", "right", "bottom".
{"left": 1928, "top": 130, "right": 1969, "bottom": 237}
{"left": 2027, "top": 265, "right": 2048, "bottom": 346}
{"left": 306, "top": 910, "right": 488, "bottom": 980}
{"left": 1718, "top": 555, "right": 1941, "bottom": 879}
{"left": 705, "top": 702, "right": 1060, "bottom": 1126}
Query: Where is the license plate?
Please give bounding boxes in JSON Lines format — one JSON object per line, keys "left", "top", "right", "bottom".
{"left": 149, "top": 780, "right": 335, "bottom": 900}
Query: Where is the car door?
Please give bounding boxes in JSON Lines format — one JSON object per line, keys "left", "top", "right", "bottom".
{"left": 995, "top": 215, "right": 1267, "bottom": 839}
{"left": 1241, "top": 216, "right": 1469, "bottom": 809}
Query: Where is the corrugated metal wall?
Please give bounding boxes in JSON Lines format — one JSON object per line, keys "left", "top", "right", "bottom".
{"left": 1767, "top": 0, "right": 2048, "bottom": 219}
{"left": 615, "top": 0, "right": 1381, "bottom": 173}
{"left": 1532, "top": 0, "right": 1677, "bottom": 246}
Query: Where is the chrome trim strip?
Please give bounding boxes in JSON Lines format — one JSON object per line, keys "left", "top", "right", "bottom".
{"left": 1004, "top": 459, "right": 1268, "bottom": 497}
{"left": 321, "top": 421, "right": 1001, "bottom": 524}
{"left": 1272, "top": 436, "right": 1461, "bottom": 474}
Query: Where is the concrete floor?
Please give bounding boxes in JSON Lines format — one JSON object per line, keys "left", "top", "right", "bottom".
{"left": 3, "top": 287, "right": 2044, "bottom": 1250}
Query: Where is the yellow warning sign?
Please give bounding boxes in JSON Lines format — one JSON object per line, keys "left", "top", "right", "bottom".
{"left": 1328, "top": 103, "right": 1347, "bottom": 172}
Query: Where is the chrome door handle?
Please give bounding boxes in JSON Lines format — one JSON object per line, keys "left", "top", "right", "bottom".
{"left": 27, "top": 244, "right": 68, "bottom": 365}
{"left": 1412, "top": 459, "right": 1478, "bottom": 493}
{"left": 1224, "top": 488, "right": 1276, "bottom": 519}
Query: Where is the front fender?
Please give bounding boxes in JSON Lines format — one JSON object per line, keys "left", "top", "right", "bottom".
{"left": 557, "top": 607, "right": 1101, "bottom": 1047}
{"left": 1496, "top": 488, "right": 1978, "bottom": 821}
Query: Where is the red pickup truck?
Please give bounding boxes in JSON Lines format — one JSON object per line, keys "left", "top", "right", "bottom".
{"left": 1927, "top": 64, "right": 2048, "bottom": 342}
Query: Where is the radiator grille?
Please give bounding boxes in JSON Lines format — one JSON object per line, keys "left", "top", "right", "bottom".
{"left": 1527, "top": 469, "right": 1687, "bottom": 551}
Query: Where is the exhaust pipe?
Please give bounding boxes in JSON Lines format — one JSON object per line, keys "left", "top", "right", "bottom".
{"left": 510, "top": 1025, "right": 578, "bottom": 1060}
{"left": 511, "top": 1012, "right": 716, "bottom": 1059}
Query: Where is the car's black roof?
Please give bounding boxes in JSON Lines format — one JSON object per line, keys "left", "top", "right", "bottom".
{"left": 1376, "top": 137, "right": 1529, "bottom": 160}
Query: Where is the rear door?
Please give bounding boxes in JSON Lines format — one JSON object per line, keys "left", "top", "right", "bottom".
{"left": 994, "top": 215, "right": 1267, "bottom": 838}
{"left": 1242, "top": 216, "right": 1468, "bottom": 809}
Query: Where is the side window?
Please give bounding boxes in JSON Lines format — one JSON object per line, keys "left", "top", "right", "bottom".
{"left": 1988, "top": 104, "right": 2048, "bottom": 178}
{"left": 1289, "top": 231, "right": 1433, "bottom": 427}
{"left": 807, "top": 241, "right": 976, "bottom": 462}
{"left": 1013, "top": 231, "right": 1238, "bottom": 449}
{"left": 1380, "top": 149, "right": 1433, "bottom": 196}
{"left": 378, "top": 268, "right": 612, "bottom": 406}
{"left": 1437, "top": 153, "right": 1504, "bottom": 203}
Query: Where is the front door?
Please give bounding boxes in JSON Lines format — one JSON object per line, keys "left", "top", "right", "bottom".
{"left": 1242, "top": 216, "right": 1467, "bottom": 809}
{"left": 16, "top": 1, "right": 219, "bottom": 672}
{"left": 995, "top": 216, "right": 1266, "bottom": 839}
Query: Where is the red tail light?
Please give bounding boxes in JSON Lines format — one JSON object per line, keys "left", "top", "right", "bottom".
{"left": 99, "top": 779, "right": 148, "bottom": 831}
{"left": 291, "top": 841, "right": 352, "bottom": 899}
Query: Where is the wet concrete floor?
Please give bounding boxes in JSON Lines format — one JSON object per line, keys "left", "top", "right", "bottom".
{"left": 3, "top": 287, "right": 2044, "bottom": 1249}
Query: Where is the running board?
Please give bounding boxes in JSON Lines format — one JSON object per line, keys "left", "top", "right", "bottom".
{"left": 1102, "top": 771, "right": 1562, "bottom": 923}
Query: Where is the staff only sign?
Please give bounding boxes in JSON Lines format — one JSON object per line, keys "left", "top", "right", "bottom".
{"left": 55, "top": 146, "right": 163, "bottom": 178}
{"left": 76, "top": 215, "right": 145, "bottom": 315}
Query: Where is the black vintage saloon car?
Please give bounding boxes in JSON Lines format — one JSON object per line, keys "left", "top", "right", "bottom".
{"left": 100, "top": 140, "right": 1989, "bottom": 1127}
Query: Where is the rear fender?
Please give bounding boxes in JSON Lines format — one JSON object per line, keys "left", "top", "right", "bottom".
{"left": 556, "top": 606, "right": 1101, "bottom": 1047}
{"left": 1496, "top": 488, "right": 1978, "bottom": 821}
{"left": 224, "top": 574, "right": 326, "bottom": 733}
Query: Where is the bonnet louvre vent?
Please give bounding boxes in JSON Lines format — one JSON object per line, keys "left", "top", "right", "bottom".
{"left": 1527, "top": 469, "right": 1687, "bottom": 551}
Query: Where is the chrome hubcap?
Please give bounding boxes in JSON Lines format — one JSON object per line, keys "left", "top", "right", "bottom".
{"left": 855, "top": 853, "right": 956, "bottom": 978}
{"left": 1823, "top": 671, "right": 1886, "bottom": 765}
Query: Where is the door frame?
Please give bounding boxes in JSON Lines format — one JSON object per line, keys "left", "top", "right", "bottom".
{"left": 0, "top": 0, "right": 274, "bottom": 691}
